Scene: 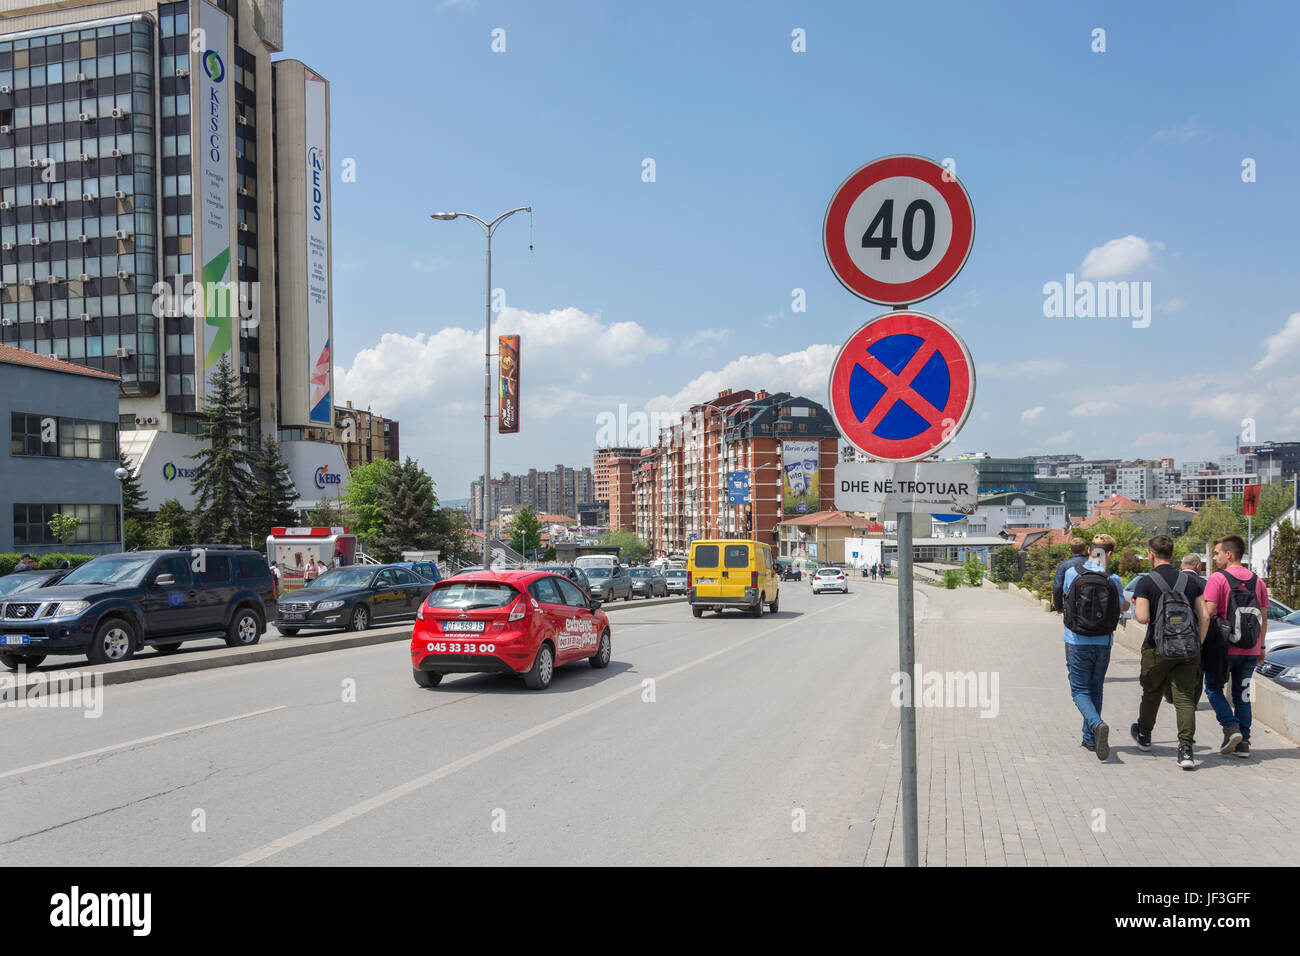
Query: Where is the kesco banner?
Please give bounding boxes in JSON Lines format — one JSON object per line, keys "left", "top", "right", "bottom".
{"left": 305, "top": 68, "right": 332, "bottom": 424}
{"left": 498, "top": 335, "right": 520, "bottom": 434}
{"left": 782, "top": 440, "right": 821, "bottom": 515}
{"left": 198, "top": 1, "right": 234, "bottom": 391}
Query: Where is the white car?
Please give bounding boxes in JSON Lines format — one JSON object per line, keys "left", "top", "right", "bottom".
{"left": 811, "top": 567, "right": 848, "bottom": 594}
{"left": 662, "top": 568, "right": 688, "bottom": 594}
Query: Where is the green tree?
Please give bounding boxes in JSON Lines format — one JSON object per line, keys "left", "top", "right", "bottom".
{"left": 1268, "top": 520, "right": 1300, "bottom": 609}
{"left": 118, "top": 452, "right": 149, "bottom": 521}
{"left": 431, "top": 507, "right": 472, "bottom": 567}
{"left": 245, "top": 435, "right": 299, "bottom": 544}
{"left": 1022, "top": 543, "right": 1069, "bottom": 601}
{"left": 307, "top": 496, "right": 344, "bottom": 528}
{"left": 990, "top": 545, "right": 1020, "bottom": 583}
{"left": 599, "top": 529, "right": 649, "bottom": 563}
{"left": 962, "top": 554, "right": 984, "bottom": 586}
{"left": 47, "top": 512, "right": 81, "bottom": 548}
{"left": 150, "top": 498, "right": 192, "bottom": 547}
{"left": 123, "top": 517, "right": 149, "bottom": 551}
{"left": 1177, "top": 498, "right": 1244, "bottom": 556}
{"left": 370, "top": 457, "right": 439, "bottom": 561}
{"left": 1117, "top": 546, "right": 1147, "bottom": 578}
{"left": 189, "top": 355, "right": 256, "bottom": 544}
{"left": 943, "top": 569, "right": 962, "bottom": 589}
{"left": 341, "top": 458, "right": 396, "bottom": 545}
{"left": 507, "top": 507, "right": 543, "bottom": 556}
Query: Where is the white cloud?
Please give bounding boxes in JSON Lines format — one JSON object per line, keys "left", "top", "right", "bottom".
{"left": 981, "top": 359, "right": 1066, "bottom": 380}
{"left": 1189, "top": 392, "right": 1258, "bottom": 422}
{"left": 1155, "top": 298, "right": 1186, "bottom": 314}
{"left": 1044, "top": 430, "right": 1074, "bottom": 447}
{"left": 1070, "top": 400, "right": 1116, "bottom": 417}
{"left": 1079, "top": 235, "right": 1162, "bottom": 279}
{"left": 335, "top": 306, "right": 670, "bottom": 416}
{"left": 1020, "top": 406, "right": 1045, "bottom": 423}
{"left": 412, "top": 256, "right": 446, "bottom": 273}
{"left": 682, "top": 328, "right": 729, "bottom": 349}
{"left": 644, "top": 344, "right": 839, "bottom": 412}
{"left": 1253, "top": 312, "right": 1300, "bottom": 372}
{"left": 1152, "top": 117, "right": 1204, "bottom": 143}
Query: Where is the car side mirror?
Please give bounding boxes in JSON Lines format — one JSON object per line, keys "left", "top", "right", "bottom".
{"left": 589, "top": 598, "right": 602, "bottom": 611}
{"left": 155, "top": 573, "right": 175, "bottom": 587}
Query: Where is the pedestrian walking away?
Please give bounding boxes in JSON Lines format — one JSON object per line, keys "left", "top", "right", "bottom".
{"left": 1052, "top": 537, "right": 1089, "bottom": 613}
{"left": 1166, "top": 552, "right": 1209, "bottom": 706}
{"left": 1061, "top": 534, "right": 1128, "bottom": 760}
{"left": 1129, "top": 535, "right": 1209, "bottom": 770}
{"left": 1202, "top": 534, "right": 1268, "bottom": 758}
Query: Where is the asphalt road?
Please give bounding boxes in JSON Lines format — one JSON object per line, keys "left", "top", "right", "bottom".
{"left": 0, "top": 581, "right": 908, "bottom": 866}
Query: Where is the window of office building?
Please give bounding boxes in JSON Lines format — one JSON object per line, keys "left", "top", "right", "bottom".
{"left": 13, "top": 502, "right": 119, "bottom": 545}
{"left": 11, "top": 411, "right": 117, "bottom": 459}
{"left": 0, "top": 18, "right": 158, "bottom": 396}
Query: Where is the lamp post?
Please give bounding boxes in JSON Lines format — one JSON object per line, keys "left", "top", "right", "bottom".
{"left": 432, "top": 206, "right": 531, "bottom": 568}
{"left": 113, "top": 466, "right": 129, "bottom": 552}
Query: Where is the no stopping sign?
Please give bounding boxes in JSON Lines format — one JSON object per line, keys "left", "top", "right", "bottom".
{"left": 823, "top": 155, "right": 974, "bottom": 306}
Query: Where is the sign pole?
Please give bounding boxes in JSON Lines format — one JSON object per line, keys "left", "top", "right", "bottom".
{"left": 896, "top": 508, "right": 918, "bottom": 867}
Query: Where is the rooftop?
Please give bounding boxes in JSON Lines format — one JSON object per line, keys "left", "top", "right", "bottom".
{"left": 0, "top": 344, "right": 119, "bottom": 381}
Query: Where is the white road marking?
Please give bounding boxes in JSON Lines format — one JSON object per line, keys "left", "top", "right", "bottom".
{"left": 0, "top": 706, "right": 288, "bottom": 781}
{"left": 217, "top": 596, "right": 854, "bottom": 867}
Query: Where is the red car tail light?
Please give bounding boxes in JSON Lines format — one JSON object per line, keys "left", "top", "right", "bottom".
{"left": 507, "top": 595, "right": 529, "bottom": 622}
{"left": 687, "top": 571, "right": 692, "bottom": 588}
{"left": 751, "top": 571, "right": 758, "bottom": 589}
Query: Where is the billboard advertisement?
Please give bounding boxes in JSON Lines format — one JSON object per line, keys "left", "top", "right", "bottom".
{"left": 782, "top": 440, "right": 821, "bottom": 515}
{"left": 198, "top": 1, "right": 234, "bottom": 391}
{"left": 305, "top": 69, "right": 332, "bottom": 423}
{"left": 727, "top": 471, "right": 749, "bottom": 505}
{"left": 498, "top": 334, "right": 520, "bottom": 434}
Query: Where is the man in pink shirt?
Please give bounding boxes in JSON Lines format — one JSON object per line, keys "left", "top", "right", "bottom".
{"left": 1202, "top": 534, "right": 1267, "bottom": 757}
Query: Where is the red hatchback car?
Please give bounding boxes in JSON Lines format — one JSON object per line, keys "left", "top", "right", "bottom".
{"left": 410, "top": 570, "right": 612, "bottom": 690}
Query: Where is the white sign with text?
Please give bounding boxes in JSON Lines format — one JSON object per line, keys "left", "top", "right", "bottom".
{"left": 834, "top": 461, "right": 978, "bottom": 515}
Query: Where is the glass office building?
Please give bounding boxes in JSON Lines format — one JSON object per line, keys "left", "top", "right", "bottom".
{"left": 1, "top": 0, "right": 347, "bottom": 510}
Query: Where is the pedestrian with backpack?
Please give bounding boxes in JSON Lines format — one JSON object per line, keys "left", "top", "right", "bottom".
{"left": 1061, "top": 533, "right": 1128, "bottom": 760}
{"left": 1129, "top": 535, "right": 1209, "bottom": 769}
{"left": 1203, "top": 534, "right": 1268, "bottom": 757}
{"left": 1052, "top": 537, "right": 1089, "bottom": 613}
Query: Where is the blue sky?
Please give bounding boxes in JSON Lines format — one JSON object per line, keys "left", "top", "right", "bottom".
{"left": 286, "top": 0, "right": 1300, "bottom": 497}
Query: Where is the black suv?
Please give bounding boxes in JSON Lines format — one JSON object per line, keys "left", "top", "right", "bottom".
{"left": 0, "top": 547, "right": 276, "bottom": 669}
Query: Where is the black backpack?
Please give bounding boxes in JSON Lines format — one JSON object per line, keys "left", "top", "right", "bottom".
{"left": 1149, "top": 571, "right": 1199, "bottom": 660}
{"left": 1064, "top": 568, "right": 1121, "bottom": 637}
{"left": 1214, "top": 570, "right": 1263, "bottom": 649}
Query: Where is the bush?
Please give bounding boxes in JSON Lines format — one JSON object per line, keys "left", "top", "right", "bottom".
{"left": 943, "top": 569, "right": 962, "bottom": 589}
{"left": 0, "top": 553, "right": 96, "bottom": 573}
{"left": 963, "top": 555, "right": 984, "bottom": 587}
{"left": 990, "top": 545, "right": 1020, "bottom": 583}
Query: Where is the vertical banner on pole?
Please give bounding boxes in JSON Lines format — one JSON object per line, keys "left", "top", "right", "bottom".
{"left": 498, "top": 335, "right": 520, "bottom": 435}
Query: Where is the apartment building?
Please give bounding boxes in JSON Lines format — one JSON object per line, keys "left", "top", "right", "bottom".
{"left": 332, "top": 399, "right": 397, "bottom": 470}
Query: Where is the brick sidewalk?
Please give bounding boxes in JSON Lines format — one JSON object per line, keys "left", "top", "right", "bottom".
{"left": 843, "top": 584, "right": 1300, "bottom": 866}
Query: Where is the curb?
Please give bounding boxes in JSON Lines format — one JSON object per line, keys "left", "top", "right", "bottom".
{"left": 2, "top": 595, "right": 688, "bottom": 692}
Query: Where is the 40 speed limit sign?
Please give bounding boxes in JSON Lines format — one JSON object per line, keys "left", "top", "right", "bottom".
{"left": 822, "top": 155, "right": 974, "bottom": 306}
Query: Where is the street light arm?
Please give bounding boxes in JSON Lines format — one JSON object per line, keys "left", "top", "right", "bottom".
{"left": 487, "top": 205, "right": 532, "bottom": 235}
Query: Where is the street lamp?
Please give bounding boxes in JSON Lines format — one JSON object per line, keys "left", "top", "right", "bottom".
{"left": 113, "top": 466, "right": 129, "bottom": 552}
{"left": 432, "top": 206, "right": 532, "bottom": 568}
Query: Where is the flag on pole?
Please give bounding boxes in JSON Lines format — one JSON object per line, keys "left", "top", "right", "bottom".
{"left": 1243, "top": 483, "right": 1262, "bottom": 517}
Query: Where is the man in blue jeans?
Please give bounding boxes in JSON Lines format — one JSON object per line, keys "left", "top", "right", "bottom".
{"left": 1061, "top": 534, "right": 1128, "bottom": 760}
{"left": 1202, "top": 533, "right": 1267, "bottom": 757}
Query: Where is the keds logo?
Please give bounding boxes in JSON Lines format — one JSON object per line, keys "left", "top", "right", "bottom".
{"left": 314, "top": 465, "right": 341, "bottom": 490}
{"left": 308, "top": 146, "right": 325, "bottom": 222}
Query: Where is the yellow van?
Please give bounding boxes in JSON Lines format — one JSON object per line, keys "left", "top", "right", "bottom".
{"left": 687, "top": 539, "right": 780, "bottom": 619}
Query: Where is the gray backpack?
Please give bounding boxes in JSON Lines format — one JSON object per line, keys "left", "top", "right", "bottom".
{"left": 1150, "top": 571, "right": 1198, "bottom": 660}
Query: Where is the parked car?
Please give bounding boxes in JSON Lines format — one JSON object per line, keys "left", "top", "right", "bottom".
{"left": 276, "top": 564, "right": 435, "bottom": 634}
{"left": 663, "top": 567, "right": 688, "bottom": 594}
{"left": 392, "top": 560, "right": 442, "bottom": 583}
{"left": 0, "top": 567, "right": 71, "bottom": 596}
{"left": 1256, "top": 645, "right": 1300, "bottom": 692}
{"left": 410, "top": 570, "right": 611, "bottom": 690}
{"left": 583, "top": 564, "right": 633, "bottom": 602}
{"left": 535, "top": 565, "right": 592, "bottom": 595}
{"left": 782, "top": 566, "right": 802, "bottom": 582}
{"left": 629, "top": 567, "right": 668, "bottom": 598}
{"left": 452, "top": 566, "right": 486, "bottom": 576}
{"left": 1264, "top": 606, "right": 1300, "bottom": 655}
{"left": 0, "top": 547, "right": 274, "bottom": 669}
{"left": 812, "top": 567, "right": 849, "bottom": 594}
{"left": 687, "top": 538, "right": 779, "bottom": 618}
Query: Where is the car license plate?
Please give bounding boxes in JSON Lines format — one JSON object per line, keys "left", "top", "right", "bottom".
{"left": 281, "top": 612, "right": 305, "bottom": 621}
{"left": 443, "top": 620, "right": 485, "bottom": 633}
{"left": 697, "top": 578, "right": 715, "bottom": 585}
{"left": 4, "top": 635, "right": 30, "bottom": 645}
